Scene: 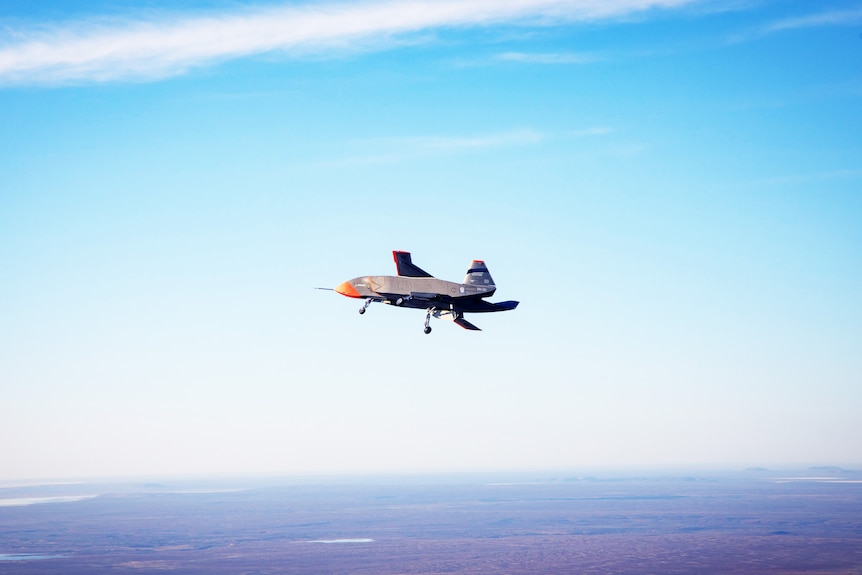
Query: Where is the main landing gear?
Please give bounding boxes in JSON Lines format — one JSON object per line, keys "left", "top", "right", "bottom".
{"left": 423, "top": 308, "right": 434, "bottom": 334}
{"left": 358, "top": 299, "right": 435, "bottom": 334}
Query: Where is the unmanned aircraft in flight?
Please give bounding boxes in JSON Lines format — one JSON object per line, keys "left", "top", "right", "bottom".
{"left": 325, "top": 251, "right": 519, "bottom": 334}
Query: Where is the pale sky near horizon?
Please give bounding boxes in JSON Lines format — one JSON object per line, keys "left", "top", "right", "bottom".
{"left": 1, "top": 0, "right": 861, "bottom": 480}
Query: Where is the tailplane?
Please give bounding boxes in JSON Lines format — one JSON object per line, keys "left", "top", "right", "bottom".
{"left": 432, "top": 309, "right": 482, "bottom": 331}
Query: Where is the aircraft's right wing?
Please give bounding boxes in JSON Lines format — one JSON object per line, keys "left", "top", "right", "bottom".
{"left": 393, "top": 251, "right": 433, "bottom": 277}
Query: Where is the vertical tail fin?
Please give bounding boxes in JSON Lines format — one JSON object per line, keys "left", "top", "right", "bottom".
{"left": 463, "top": 260, "right": 495, "bottom": 288}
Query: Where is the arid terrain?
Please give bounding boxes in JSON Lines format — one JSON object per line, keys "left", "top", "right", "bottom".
{"left": 2, "top": 469, "right": 861, "bottom": 574}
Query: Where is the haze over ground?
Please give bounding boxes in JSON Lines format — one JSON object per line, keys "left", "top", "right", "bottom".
{"left": 1, "top": 0, "right": 860, "bottom": 480}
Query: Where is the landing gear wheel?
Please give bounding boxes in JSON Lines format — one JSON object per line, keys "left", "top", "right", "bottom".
{"left": 358, "top": 308, "right": 365, "bottom": 315}
{"left": 424, "top": 326, "right": 432, "bottom": 334}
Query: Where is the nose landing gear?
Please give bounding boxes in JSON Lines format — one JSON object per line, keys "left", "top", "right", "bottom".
{"left": 358, "top": 299, "right": 373, "bottom": 315}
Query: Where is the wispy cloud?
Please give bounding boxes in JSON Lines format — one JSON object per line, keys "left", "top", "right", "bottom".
{"left": 0, "top": 0, "right": 698, "bottom": 85}
{"left": 729, "top": 6, "right": 862, "bottom": 43}
{"left": 754, "top": 168, "right": 862, "bottom": 187}
{"left": 321, "top": 126, "right": 615, "bottom": 166}
{"left": 496, "top": 51, "right": 601, "bottom": 64}
{"left": 373, "top": 129, "right": 547, "bottom": 151}
{"left": 761, "top": 7, "right": 862, "bottom": 34}
{"left": 569, "top": 126, "right": 614, "bottom": 136}
{"left": 329, "top": 128, "right": 546, "bottom": 166}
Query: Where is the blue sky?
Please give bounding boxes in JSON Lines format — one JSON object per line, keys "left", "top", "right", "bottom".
{"left": 1, "top": 0, "right": 861, "bottom": 480}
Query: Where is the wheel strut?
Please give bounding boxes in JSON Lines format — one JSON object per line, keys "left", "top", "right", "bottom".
{"left": 423, "top": 308, "right": 435, "bottom": 334}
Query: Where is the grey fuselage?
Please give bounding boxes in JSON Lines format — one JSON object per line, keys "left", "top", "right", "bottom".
{"left": 332, "top": 252, "right": 519, "bottom": 331}
{"left": 338, "top": 274, "right": 501, "bottom": 312}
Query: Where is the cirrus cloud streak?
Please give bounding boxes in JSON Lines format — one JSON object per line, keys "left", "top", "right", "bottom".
{"left": 762, "top": 6, "right": 862, "bottom": 34}
{"left": 728, "top": 6, "right": 862, "bottom": 43}
{"left": 0, "top": 0, "right": 697, "bottom": 85}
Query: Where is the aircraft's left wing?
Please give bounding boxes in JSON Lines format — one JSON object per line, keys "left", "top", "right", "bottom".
{"left": 393, "top": 250, "right": 433, "bottom": 277}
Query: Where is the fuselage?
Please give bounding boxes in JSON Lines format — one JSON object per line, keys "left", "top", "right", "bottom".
{"left": 335, "top": 276, "right": 497, "bottom": 308}
{"left": 335, "top": 275, "right": 497, "bottom": 311}
{"left": 330, "top": 252, "right": 518, "bottom": 332}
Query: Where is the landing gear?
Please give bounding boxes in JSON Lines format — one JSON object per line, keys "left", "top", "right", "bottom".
{"left": 359, "top": 299, "right": 373, "bottom": 315}
{"left": 423, "top": 308, "right": 435, "bottom": 334}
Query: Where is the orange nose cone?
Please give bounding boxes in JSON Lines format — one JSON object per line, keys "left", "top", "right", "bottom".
{"left": 335, "top": 281, "right": 361, "bottom": 298}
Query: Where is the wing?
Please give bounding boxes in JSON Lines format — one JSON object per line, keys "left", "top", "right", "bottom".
{"left": 393, "top": 250, "right": 433, "bottom": 277}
